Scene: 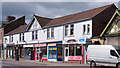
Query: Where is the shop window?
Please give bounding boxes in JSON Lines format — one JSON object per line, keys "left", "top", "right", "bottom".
{"left": 70, "top": 24, "right": 74, "bottom": 35}
{"left": 49, "top": 47, "right": 57, "bottom": 59}
{"left": 69, "top": 46, "right": 74, "bottom": 56}
{"left": 58, "top": 45, "right": 62, "bottom": 59}
{"left": 40, "top": 46, "right": 47, "bottom": 57}
{"left": 65, "top": 25, "right": 68, "bottom": 36}
{"left": 51, "top": 28, "right": 54, "bottom": 38}
{"left": 76, "top": 46, "right": 82, "bottom": 56}
{"left": 53, "top": 50, "right": 56, "bottom": 58}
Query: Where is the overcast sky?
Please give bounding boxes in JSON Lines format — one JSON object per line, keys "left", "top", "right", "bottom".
{"left": 2, "top": 2, "right": 120, "bottom": 23}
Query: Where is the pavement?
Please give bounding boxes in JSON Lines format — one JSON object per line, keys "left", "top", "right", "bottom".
{"left": 1, "top": 59, "right": 117, "bottom": 68}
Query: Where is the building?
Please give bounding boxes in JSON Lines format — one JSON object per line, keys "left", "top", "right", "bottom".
{"left": 2, "top": 16, "right": 26, "bottom": 59}
{"left": 3, "top": 4, "right": 118, "bottom": 63}
{"left": 100, "top": 9, "right": 120, "bottom": 46}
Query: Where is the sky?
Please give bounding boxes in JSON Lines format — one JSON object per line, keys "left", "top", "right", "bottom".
{"left": 1, "top": 1, "right": 120, "bottom": 23}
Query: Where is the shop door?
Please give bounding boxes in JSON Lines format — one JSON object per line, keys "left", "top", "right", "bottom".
{"left": 64, "top": 47, "right": 69, "bottom": 61}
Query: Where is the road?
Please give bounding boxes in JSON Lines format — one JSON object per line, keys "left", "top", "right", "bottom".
{"left": 1, "top": 59, "right": 116, "bottom": 68}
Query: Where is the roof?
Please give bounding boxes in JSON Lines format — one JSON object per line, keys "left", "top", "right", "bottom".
{"left": 44, "top": 4, "right": 115, "bottom": 27}
{"left": 34, "top": 15, "right": 53, "bottom": 27}
{"left": 4, "top": 16, "right": 26, "bottom": 34}
{"left": 6, "top": 25, "right": 28, "bottom": 35}
{"left": 26, "top": 15, "right": 53, "bottom": 30}
{"left": 100, "top": 9, "right": 120, "bottom": 37}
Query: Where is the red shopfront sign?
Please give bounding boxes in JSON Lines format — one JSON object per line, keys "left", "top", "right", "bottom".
{"left": 35, "top": 44, "right": 46, "bottom": 47}
{"left": 68, "top": 56, "right": 82, "bottom": 60}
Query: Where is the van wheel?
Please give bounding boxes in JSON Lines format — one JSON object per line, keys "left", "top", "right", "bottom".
{"left": 116, "top": 63, "right": 120, "bottom": 68}
{"left": 90, "top": 61, "right": 96, "bottom": 68}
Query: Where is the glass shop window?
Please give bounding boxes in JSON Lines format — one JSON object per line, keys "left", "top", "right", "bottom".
{"left": 76, "top": 46, "right": 82, "bottom": 56}
{"left": 49, "top": 47, "right": 57, "bottom": 59}
{"left": 69, "top": 46, "right": 74, "bottom": 56}
{"left": 58, "top": 45, "right": 62, "bottom": 58}
{"left": 41, "top": 46, "right": 47, "bottom": 57}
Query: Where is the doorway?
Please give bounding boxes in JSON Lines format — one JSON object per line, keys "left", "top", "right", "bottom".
{"left": 64, "top": 47, "right": 69, "bottom": 61}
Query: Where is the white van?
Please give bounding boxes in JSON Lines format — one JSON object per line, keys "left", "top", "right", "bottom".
{"left": 87, "top": 45, "right": 120, "bottom": 68}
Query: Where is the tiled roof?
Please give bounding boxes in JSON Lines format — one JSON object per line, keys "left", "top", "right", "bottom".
{"left": 6, "top": 25, "right": 28, "bottom": 35}
{"left": 34, "top": 15, "right": 53, "bottom": 27}
{"left": 45, "top": 4, "right": 115, "bottom": 27}
{"left": 4, "top": 16, "right": 26, "bottom": 34}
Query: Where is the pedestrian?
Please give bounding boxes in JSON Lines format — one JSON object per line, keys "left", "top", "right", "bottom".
{"left": 39, "top": 52, "right": 43, "bottom": 62}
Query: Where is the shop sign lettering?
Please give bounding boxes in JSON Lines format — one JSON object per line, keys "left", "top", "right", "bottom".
{"left": 68, "top": 56, "right": 82, "bottom": 60}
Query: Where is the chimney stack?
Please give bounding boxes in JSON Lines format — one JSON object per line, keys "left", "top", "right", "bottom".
{"left": 6, "top": 16, "right": 16, "bottom": 22}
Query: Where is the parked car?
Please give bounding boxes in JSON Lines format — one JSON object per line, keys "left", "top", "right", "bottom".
{"left": 87, "top": 45, "right": 120, "bottom": 68}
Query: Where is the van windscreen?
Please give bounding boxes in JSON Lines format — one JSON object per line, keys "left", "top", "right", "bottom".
{"left": 117, "top": 50, "right": 120, "bottom": 55}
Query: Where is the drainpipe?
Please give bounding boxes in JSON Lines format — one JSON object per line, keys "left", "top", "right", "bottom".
{"left": 62, "top": 25, "right": 64, "bottom": 62}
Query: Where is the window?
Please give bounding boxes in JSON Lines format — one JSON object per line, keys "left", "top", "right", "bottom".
{"left": 70, "top": 24, "right": 74, "bottom": 35}
{"left": 41, "top": 46, "right": 47, "bottom": 57}
{"left": 83, "top": 24, "right": 90, "bottom": 35}
{"left": 19, "top": 33, "right": 24, "bottom": 42}
{"left": 110, "top": 50, "right": 118, "bottom": 57}
{"left": 11, "top": 35, "right": 13, "bottom": 42}
{"left": 47, "top": 29, "right": 50, "bottom": 38}
{"left": 49, "top": 47, "right": 57, "bottom": 59}
{"left": 32, "top": 31, "right": 34, "bottom": 40}
{"left": 19, "top": 34, "right": 21, "bottom": 41}
{"left": 9, "top": 35, "right": 13, "bottom": 42}
{"left": 69, "top": 46, "right": 74, "bottom": 56}
{"left": 35, "top": 30, "right": 38, "bottom": 40}
{"left": 22, "top": 33, "right": 24, "bottom": 41}
{"left": 83, "top": 25, "right": 86, "bottom": 34}
{"left": 65, "top": 25, "right": 68, "bottom": 36}
{"left": 87, "top": 24, "right": 90, "bottom": 34}
{"left": 51, "top": 28, "right": 54, "bottom": 38}
{"left": 76, "top": 46, "right": 82, "bottom": 56}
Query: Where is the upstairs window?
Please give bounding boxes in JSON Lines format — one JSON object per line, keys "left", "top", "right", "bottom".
{"left": 22, "top": 33, "right": 24, "bottom": 41}
{"left": 51, "top": 28, "right": 54, "bottom": 38}
{"left": 9, "top": 35, "right": 13, "bottom": 42}
{"left": 32, "top": 31, "right": 34, "bottom": 40}
{"left": 19, "top": 34, "right": 21, "bottom": 41}
{"left": 83, "top": 25, "right": 86, "bottom": 34}
{"left": 83, "top": 24, "right": 90, "bottom": 35}
{"left": 35, "top": 30, "right": 38, "bottom": 40}
{"left": 65, "top": 25, "right": 68, "bottom": 36}
{"left": 47, "top": 29, "right": 50, "bottom": 39}
{"left": 87, "top": 24, "right": 90, "bottom": 34}
{"left": 32, "top": 31, "right": 38, "bottom": 40}
{"left": 19, "top": 33, "right": 24, "bottom": 42}
{"left": 70, "top": 24, "right": 74, "bottom": 35}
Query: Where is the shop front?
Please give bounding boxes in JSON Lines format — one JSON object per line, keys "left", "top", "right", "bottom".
{"left": 24, "top": 44, "right": 34, "bottom": 60}
{"left": 15, "top": 45, "right": 24, "bottom": 60}
{"left": 7, "top": 45, "right": 14, "bottom": 59}
{"left": 48, "top": 42, "right": 62, "bottom": 62}
{"left": 63, "top": 38, "right": 90, "bottom": 64}
{"left": 34, "top": 43, "right": 47, "bottom": 61}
